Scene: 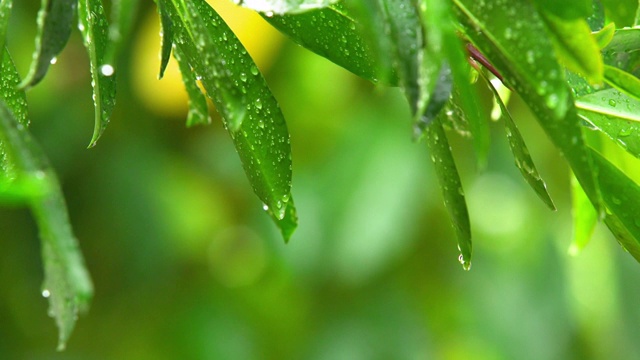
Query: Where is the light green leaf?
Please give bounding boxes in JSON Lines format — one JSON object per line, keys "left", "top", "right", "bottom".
{"left": 162, "top": 0, "right": 296, "bottom": 237}
{"left": 157, "top": 0, "right": 173, "bottom": 79}
{"left": 172, "top": 46, "right": 211, "bottom": 127}
{"left": 0, "top": 0, "right": 12, "bottom": 55}
{"left": 541, "top": 11, "right": 603, "bottom": 84}
{"left": 264, "top": 4, "right": 388, "bottom": 84}
{"left": 576, "top": 88, "right": 640, "bottom": 158}
{"left": 78, "top": 0, "right": 117, "bottom": 148}
{"left": 481, "top": 71, "right": 555, "bottom": 210}
{"left": 426, "top": 117, "right": 471, "bottom": 270}
{"left": 19, "top": 0, "right": 76, "bottom": 89}
{"left": 242, "top": 0, "right": 337, "bottom": 14}
{"left": 569, "top": 172, "right": 597, "bottom": 255}
{"left": 603, "top": 64, "right": 640, "bottom": 101}
{"left": 533, "top": 0, "right": 592, "bottom": 20}
{"left": 454, "top": 0, "right": 602, "bottom": 216}
{"left": 592, "top": 22, "right": 615, "bottom": 49}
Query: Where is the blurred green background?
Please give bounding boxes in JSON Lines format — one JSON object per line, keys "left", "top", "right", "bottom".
{"left": 2, "top": 1, "right": 640, "bottom": 359}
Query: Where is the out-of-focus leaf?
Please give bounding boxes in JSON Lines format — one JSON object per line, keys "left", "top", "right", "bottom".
{"left": 541, "top": 12, "right": 603, "bottom": 84}
{"left": 426, "top": 117, "right": 471, "bottom": 270}
{"left": 533, "top": 0, "right": 591, "bottom": 20}
{"left": 172, "top": 46, "right": 211, "bottom": 127}
{"left": 481, "top": 71, "right": 555, "bottom": 210}
{"left": 242, "top": 0, "right": 337, "bottom": 14}
{"left": 414, "top": 64, "right": 452, "bottom": 136}
{"left": 592, "top": 149, "right": 640, "bottom": 261}
{"left": 0, "top": 0, "right": 12, "bottom": 54}
{"left": 264, "top": 5, "right": 385, "bottom": 84}
{"left": 601, "top": 0, "right": 637, "bottom": 28}
{"left": 603, "top": 65, "right": 640, "bottom": 101}
{"left": 0, "top": 172, "right": 51, "bottom": 204}
{"left": 157, "top": 0, "right": 173, "bottom": 79}
{"left": 587, "top": 0, "right": 605, "bottom": 30}
{"left": 106, "top": 0, "right": 140, "bottom": 64}
{"left": 454, "top": 0, "right": 602, "bottom": 215}
{"left": 162, "top": 0, "right": 296, "bottom": 236}
{"left": 593, "top": 22, "right": 615, "bottom": 49}
{"left": 19, "top": 0, "right": 76, "bottom": 89}
{"left": 576, "top": 88, "right": 640, "bottom": 158}
{"left": 78, "top": 0, "right": 117, "bottom": 148}
{"left": 569, "top": 173, "right": 597, "bottom": 255}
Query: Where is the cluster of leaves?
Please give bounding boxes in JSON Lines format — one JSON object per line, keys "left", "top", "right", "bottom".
{"left": 3, "top": 0, "right": 640, "bottom": 350}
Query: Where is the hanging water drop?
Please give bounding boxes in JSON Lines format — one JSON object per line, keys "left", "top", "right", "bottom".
{"left": 42, "top": 289, "right": 51, "bottom": 298}
{"left": 49, "top": 57, "right": 58, "bottom": 65}
{"left": 100, "top": 64, "right": 115, "bottom": 76}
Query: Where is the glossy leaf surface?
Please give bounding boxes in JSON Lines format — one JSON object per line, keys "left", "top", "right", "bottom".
{"left": 569, "top": 172, "right": 597, "bottom": 255}
{"left": 241, "top": 0, "right": 337, "bottom": 14}
{"left": 173, "top": 46, "right": 211, "bottom": 127}
{"left": 603, "top": 65, "right": 640, "bottom": 101}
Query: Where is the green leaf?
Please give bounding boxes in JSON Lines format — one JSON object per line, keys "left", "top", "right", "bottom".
{"left": 586, "top": 0, "right": 605, "bottom": 30}
{"left": 601, "top": 0, "right": 637, "bottom": 27}
{"left": 426, "top": 117, "right": 471, "bottom": 270}
{"left": 414, "top": 64, "right": 452, "bottom": 136}
{"left": 603, "top": 64, "right": 640, "bottom": 101}
{"left": 541, "top": 11, "right": 604, "bottom": 84}
{"left": 264, "top": 5, "right": 387, "bottom": 84}
{"left": 172, "top": 46, "right": 211, "bottom": 127}
{"left": 78, "top": 0, "right": 117, "bottom": 148}
{"left": 157, "top": 0, "right": 173, "bottom": 79}
{"left": 1, "top": 48, "right": 29, "bottom": 177}
{"left": 0, "top": 172, "right": 51, "bottom": 204}
{"left": 0, "top": 0, "right": 12, "bottom": 54}
{"left": 268, "top": 196, "right": 297, "bottom": 242}
{"left": 533, "top": 0, "right": 592, "bottom": 20}
{"left": 592, "top": 22, "right": 615, "bottom": 49}
{"left": 481, "top": 71, "right": 555, "bottom": 210}
{"left": 569, "top": 172, "right": 597, "bottom": 255}
{"left": 576, "top": 88, "right": 640, "bottom": 158}
{"left": 242, "top": 0, "right": 337, "bottom": 14}
{"left": 454, "top": 0, "right": 602, "bottom": 215}
{"left": 19, "top": 0, "right": 77, "bottom": 89}
{"left": 162, "top": 0, "right": 296, "bottom": 237}
{"left": 106, "top": 0, "right": 140, "bottom": 64}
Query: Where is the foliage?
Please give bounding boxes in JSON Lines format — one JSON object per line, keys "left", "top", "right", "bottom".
{"left": 3, "top": 0, "right": 640, "bottom": 350}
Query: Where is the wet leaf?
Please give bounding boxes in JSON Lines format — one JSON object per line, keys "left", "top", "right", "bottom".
{"left": 586, "top": 0, "right": 605, "bottom": 30}
{"left": 414, "top": 64, "right": 452, "bottom": 136}
{"left": 603, "top": 65, "right": 640, "bottom": 101}
{"left": 267, "top": 196, "right": 297, "bottom": 242}
{"left": 264, "top": 4, "right": 388, "bottom": 84}
{"left": 481, "top": 71, "right": 555, "bottom": 210}
{"left": 0, "top": 48, "right": 29, "bottom": 177}
{"left": 454, "top": 0, "right": 602, "bottom": 215}
{"left": 241, "top": 0, "right": 337, "bottom": 14}
{"left": 162, "top": 0, "right": 296, "bottom": 237}
{"left": 533, "top": 0, "right": 591, "bottom": 20}
{"left": 106, "top": 0, "right": 140, "bottom": 65}
{"left": 157, "top": 0, "right": 173, "bottom": 79}
{"left": 0, "top": 0, "right": 12, "bottom": 54}
{"left": 592, "top": 22, "right": 615, "bottom": 49}
{"left": 576, "top": 88, "right": 640, "bottom": 158}
{"left": 569, "top": 172, "right": 597, "bottom": 255}
{"left": 172, "top": 46, "right": 211, "bottom": 127}
{"left": 541, "top": 11, "right": 603, "bottom": 84}
{"left": 19, "top": 0, "right": 77, "bottom": 89}
{"left": 78, "top": 0, "right": 117, "bottom": 147}
{"left": 426, "top": 117, "right": 471, "bottom": 270}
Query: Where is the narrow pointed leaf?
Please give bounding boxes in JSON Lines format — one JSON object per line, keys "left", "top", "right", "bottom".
{"left": 162, "top": 0, "right": 296, "bottom": 237}
{"left": 482, "top": 72, "right": 555, "bottom": 210}
{"left": 241, "top": 0, "right": 337, "bottom": 14}
{"left": 426, "top": 117, "right": 471, "bottom": 269}
{"left": 454, "top": 0, "right": 602, "bottom": 215}
{"left": 106, "top": 0, "right": 140, "bottom": 64}
{"left": 19, "top": 0, "right": 76, "bottom": 89}
{"left": 414, "top": 64, "right": 452, "bottom": 136}
{"left": 78, "top": 0, "right": 117, "bottom": 148}
{"left": 172, "top": 46, "right": 211, "bottom": 127}
{"left": 603, "top": 65, "right": 640, "bottom": 101}
{"left": 264, "top": 5, "right": 390, "bottom": 84}
{"left": 0, "top": 0, "right": 12, "bottom": 54}
{"left": 576, "top": 88, "right": 640, "bottom": 158}
{"left": 1, "top": 48, "right": 29, "bottom": 177}
{"left": 569, "top": 173, "right": 597, "bottom": 255}
{"left": 268, "top": 196, "right": 297, "bottom": 242}
{"left": 157, "top": 0, "right": 173, "bottom": 79}
{"left": 541, "top": 12, "right": 603, "bottom": 84}
{"left": 592, "top": 22, "right": 615, "bottom": 49}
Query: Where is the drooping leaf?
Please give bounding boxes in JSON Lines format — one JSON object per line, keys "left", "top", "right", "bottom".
{"left": 78, "top": 0, "right": 117, "bottom": 147}
{"left": 532, "top": 0, "right": 592, "bottom": 20}
{"left": 162, "top": 0, "right": 296, "bottom": 237}
{"left": 576, "top": 88, "right": 640, "bottom": 158}
{"left": 481, "top": 71, "right": 555, "bottom": 210}
{"left": 0, "top": 0, "right": 12, "bottom": 55}
{"left": 268, "top": 196, "right": 297, "bottom": 242}
{"left": 1, "top": 48, "right": 29, "bottom": 177}
{"left": 426, "top": 117, "right": 471, "bottom": 270}
{"left": 414, "top": 64, "right": 452, "bottom": 136}
{"left": 454, "top": 0, "right": 602, "bottom": 215}
{"left": 603, "top": 64, "right": 640, "bottom": 101}
{"left": 106, "top": 0, "right": 140, "bottom": 65}
{"left": 19, "top": 0, "right": 77, "bottom": 89}
{"left": 264, "top": 4, "right": 391, "bottom": 84}
{"left": 157, "top": 0, "right": 173, "bottom": 79}
{"left": 241, "top": 0, "right": 337, "bottom": 14}
{"left": 569, "top": 172, "right": 597, "bottom": 255}
{"left": 540, "top": 11, "right": 603, "bottom": 84}
{"left": 592, "top": 22, "right": 615, "bottom": 49}
{"left": 172, "top": 46, "right": 211, "bottom": 127}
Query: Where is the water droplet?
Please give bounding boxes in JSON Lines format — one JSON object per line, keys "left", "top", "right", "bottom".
{"left": 42, "top": 289, "right": 51, "bottom": 298}
{"left": 255, "top": 98, "right": 263, "bottom": 110}
{"left": 618, "top": 128, "right": 632, "bottom": 137}
{"left": 608, "top": 99, "right": 617, "bottom": 107}
{"left": 458, "top": 254, "right": 472, "bottom": 271}
{"left": 240, "top": 72, "right": 247, "bottom": 82}
{"left": 262, "top": 204, "right": 269, "bottom": 211}
{"left": 250, "top": 65, "right": 259, "bottom": 76}
{"left": 545, "top": 93, "right": 559, "bottom": 109}
{"left": 100, "top": 64, "right": 114, "bottom": 76}
{"left": 49, "top": 57, "right": 58, "bottom": 65}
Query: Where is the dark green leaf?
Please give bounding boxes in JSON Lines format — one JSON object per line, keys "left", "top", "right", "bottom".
{"left": 426, "top": 117, "right": 471, "bottom": 270}
{"left": 454, "top": 0, "right": 602, "bottom": 215}
{"left": 541, "top": 11, "right": 603, "bottom": 84}
{"left": 482, "top": 71, "right": 555, "bottom": 210}
{"left": 569, "top": 173, "right": 597, "bottom": 255}
{"left": 157, "top": 0, "right": 173, "bottom": 79}
{"left": 242, "top": 0, "right": 337, "bottom": 14}
{"left": 576, "top": 88, "right": 640, "bottom": 158}
{"left": 603, "top": 64, "right": 640, "bottom": 101}
{"left": 268, "top": 196, "right": 297, "bottom": 242}
{"left": 78, "top": 0, "right": 117, "bottom": 148}
{"left": 601, "top": 0, "right": 637, "bottom": 27}
{"left": 586, "top": 0, "right": 605, "bottom": 30}
{"left": 0, "top": 0, "right": 12, "bottom": 54}
{"left": 162, "top": 0, "right": 296, "bottom": 237}
{"left": 106, "top": 0, "right": 140, "bottom": 65}
{"left": 172, "top": 46, "right": 211, "bottom": 127}
{"left": 533, "top": 0, "right": 592, "bottom": 20}
{"left": 264, "top": 5, "right": 387, "bottom": 84}
{"left": 414, "top": 64, "right": 452, "bottom": 136}
{"left": 19, "top": 0, "right": 77, "bottom": 89}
